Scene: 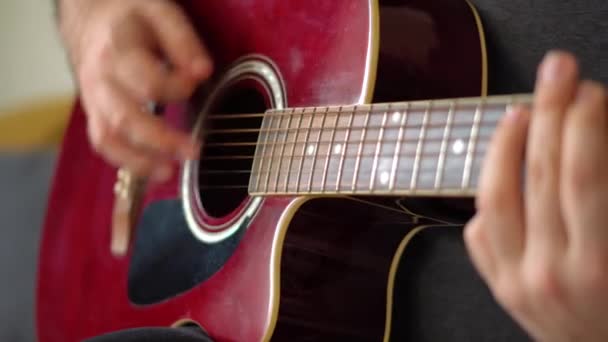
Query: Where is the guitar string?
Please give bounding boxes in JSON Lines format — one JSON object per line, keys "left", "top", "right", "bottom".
{"left": 205, "top": 105, "right": 507, "bottom": 120}
{"left": 196, "top": 100, "right": 519, "bottom": 191}
{"left": 198, "top": 172, "right": 485, "bottom": 190}
{"left": 200, "top": 115, "right": 501, "bottom": 150}
{"left": 203, "top": 119, "right": 500, "bottom": 135}
{"left": 198, "top": 150, "right": 487, "bottom": 191}
{"left": 198, "top": 136, "right": 494, "bottom": 187}
{"left": 202, "top": 135, "right": 495, "bottom": 148}
{"left": 199, "top": 149, "right": 490, "bottom": 172}
{"left": 202, "top": 94, "right": 531, "bottom": 120}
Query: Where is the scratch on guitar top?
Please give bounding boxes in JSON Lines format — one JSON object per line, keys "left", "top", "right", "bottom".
{"left": 289, "top": 48, "right": 304, "bottom": 75}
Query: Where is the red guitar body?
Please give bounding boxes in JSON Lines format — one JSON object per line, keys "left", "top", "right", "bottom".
{"left": 37, "top": 0, "right": 485, "bottom": 341}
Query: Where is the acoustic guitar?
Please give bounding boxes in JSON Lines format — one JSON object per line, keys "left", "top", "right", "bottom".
{"left": 37, "top": 0, "right": 531, "bottom": 340}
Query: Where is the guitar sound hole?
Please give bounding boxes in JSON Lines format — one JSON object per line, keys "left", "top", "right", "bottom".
{"left": 198, "top": 83, "right": 267, "bottom": 218}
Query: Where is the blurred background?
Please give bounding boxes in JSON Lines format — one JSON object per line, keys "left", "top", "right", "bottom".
{"left": 0, "top": 0, "right": 74, "bottom": 340}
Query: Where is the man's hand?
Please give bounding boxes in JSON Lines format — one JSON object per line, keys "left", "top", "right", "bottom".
{"left": 465, "top": 51, "right": 608, "bottom": 341}
{"left": 57, "top": 0, "right": 213, "bottom": 181}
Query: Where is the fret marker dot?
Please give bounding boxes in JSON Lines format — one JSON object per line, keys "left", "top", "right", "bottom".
{"left": 380, "top": 171, "right": 390, "bottom": 185}
{"left": 452, "top": 139, "right": 465, "bottom": 155}
{"left": 307, "top": 144, "right": 316, "bottom": 155}
{"left": 391, "top": 111, "right": 401, "bottom": 123}
{"left": 333, "top": 144, "right": 342, "bottom": 155}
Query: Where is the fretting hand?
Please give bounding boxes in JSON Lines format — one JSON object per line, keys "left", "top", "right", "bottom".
{"left": 465, "top": 51, "right": 608, "bottom": 342}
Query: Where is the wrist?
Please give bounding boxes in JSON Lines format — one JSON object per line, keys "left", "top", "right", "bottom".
{"left": 55, "top": 0, "right": 98, "bottom": 68}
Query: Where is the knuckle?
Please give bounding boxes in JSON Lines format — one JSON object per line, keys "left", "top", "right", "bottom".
{"left": 86, "top": 27, "right": 115, "bottom": 66}
{"left": 87, "top": 122, "right": 108, "bottom": 152}
{"left": 523, "top": 262, "right": 563, "bottom": 303}
{"left": 107, "top": 111, "right": 129, "bottom": 133}
{"left": 527, "top": 151, "right": 558, "bottom": 189}
{"left": 78, "top": 59, "right": 106, "bottom": 90}
{"left": 564, "top": 160, "right": 600, "bottom": 198}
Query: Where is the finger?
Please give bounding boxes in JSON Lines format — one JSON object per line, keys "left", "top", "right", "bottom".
{"left": 87, "top": 111, "right": 173, "bottom": 181}
{"left": 561, "top": 81, "right": 608, "bottom": 251}
{"left": 114, "top": 47, "right": 200, "bottom": 103}
{"left": 476, "top": 106, "right": 529, "bottom": 264}
{"left": 97, "top": 79, "right": 200, "bottom": 161}
{"left": 141, "top": 1, "right": 213, "bottom": 79}
{"left": 464, "top": 215, "right": 542, "bottom": 339}
{"left": 525, "top": 51, "right": 578, "bottom": 256}
{"left": 464, "top": 215, "right": 498, "bottom": 284}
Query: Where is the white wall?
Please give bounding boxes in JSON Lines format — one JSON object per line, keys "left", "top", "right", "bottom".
{"left": 0, "top": 0, "right": 75, "bottom": 111}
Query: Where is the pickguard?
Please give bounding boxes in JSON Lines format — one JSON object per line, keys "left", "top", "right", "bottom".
{"left": 127, "top": 199, "right": 246, "bottom": 305}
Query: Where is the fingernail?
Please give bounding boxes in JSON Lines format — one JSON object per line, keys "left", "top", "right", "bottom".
{"left": 505, "top": 105, "right": 521, "bottom": 120}
{"left": 504, "top": 105, "right": 529, "bottom": 124}
{"left": 539, "top": 51, "right": 574, "bottom": 83}
{"left": 539, "top": 52, "right": 562, "bottom": 82}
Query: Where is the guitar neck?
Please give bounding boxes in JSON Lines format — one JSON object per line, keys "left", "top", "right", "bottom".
{"left": 248, "top": 94, "right": 532, "bottom": 197}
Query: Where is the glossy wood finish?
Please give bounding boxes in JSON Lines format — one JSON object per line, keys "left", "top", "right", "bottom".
{"left": 273, "top": 197, "right": 429, "bottom": 341}
{"left": 37, "top": 0, "right": 483, "bottom": 341}
{"left": 181, "top": 0, "right": 374, "bottom": 107}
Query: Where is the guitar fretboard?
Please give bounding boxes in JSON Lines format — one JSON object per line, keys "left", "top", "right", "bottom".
{"left": 248, "top": 94, "right": 531, "bottom": 196}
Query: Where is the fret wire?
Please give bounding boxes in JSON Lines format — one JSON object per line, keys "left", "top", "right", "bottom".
{"left": 410, "top": 101, "right": 431, "bottom": 191}
{"left": 284, "top": 108, "right": 306, "bottom": 192}
{"left": 351, "top": 107, "right": 371, "bottom": 192}
{"left": 307, "top": 107, "right": 329, "bottom": 192}
{"left": 274, "top": 108, "right": 295, "bottom": 192}
{"left": 369, "top": 108, "right": 389, "bottom": 191}
{"left": 389, "top": 102, "right": 409, "bottom": 191}
{"left": 435, "top": 100, "right": 455, "bottom": 190}
{"left": 320, "top": 106, "right": 340, "bottom": 193}
{"left": 263, "top": 106, "right": 283, "bottom": 193}
{"left": 295, "top": 107, "right": 316, "bottom": 192}
{"left": 254, "top": 111, "right": 273, "bottom": 192}
{"left": 335, "top": 106, "right": 355, "bottom": 192}
{"left": 462, "top": 100, "right": 483, "bottom": 189}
